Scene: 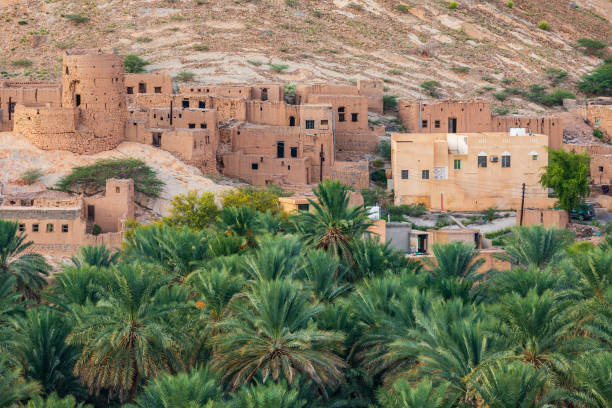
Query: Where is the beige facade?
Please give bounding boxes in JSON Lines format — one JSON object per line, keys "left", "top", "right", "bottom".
{"left": 0, "top": 179, "right": 133, "bottom": 249}
{"left": 278, "top": 191, "right": 364, "bottom": 214}
{"left": 125, "top": 72, "right": 173, "bottom": 95}
{"left": 398, "top": 100, "right": 563, "bottom": 150}
{"left": 392, "top": 132, "right": 554, "bottom": 211}
{"left": 564, "top": 143, "right": 612, "bottom": 185}
{"left": 519, "top": 208, "right": 569, "bottom": 229}
{"left": 0, "top": 81, "right": 61, "bottom": 131}
{"left": 570, "top": 99, "right": 612, "bottom": 138}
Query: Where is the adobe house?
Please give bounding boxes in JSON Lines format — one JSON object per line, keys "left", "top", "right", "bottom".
{"left": 278, "top": 191, "right": 364, "bottom": 214}
{"left": 0, "top": 179, "right": 134, "bottom": 250}
{"left": 391, "top": 132, "right": 554, "bottom": 211}
{"left": 397, "top": 99, "right": 563, "bottom": 150}
{"left": 519, "top": 208, "right": 569, "bottom": 229}
{"left": 564, "top": 143, "right": 612, "bottom": 186}
{"left": 125, "top": 72, "right": 173, "bottom": 95}
{"left": 567, "top": 98, "right": 612, "bottom": 138}
{"left": 0, "top": 80, "right": 61, "bottom": 131}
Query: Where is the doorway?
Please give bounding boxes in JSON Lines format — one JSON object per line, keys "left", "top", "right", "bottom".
{"left": 153, "top": 132, "right": 162, "bottom": 147}
{"left": 87, "top": 205, "right": 95, "bottom": 221}
{"left": 417, "top": 234, "right": 427, "bottom": 253}
{"left": 289, "top": 116, "right": 295, "bottom": 127}
{"left": 448, "top": 117, "right": 457, "bottom": 133}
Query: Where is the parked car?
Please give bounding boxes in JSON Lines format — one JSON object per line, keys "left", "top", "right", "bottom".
{"left": 571, "top": 203, "right": 596, "bottom": 221}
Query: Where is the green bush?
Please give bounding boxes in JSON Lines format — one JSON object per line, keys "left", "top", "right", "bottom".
{"left": 485, "top": 227, "right": 511, "bottom": 239}
{"left": 447, "top": 1, "right": 458, "bottom": 10}
{"left": 546, "top": 68, "right": 568, "bottom": 86}
{"left": 124, "top": 55, "right": 150, "bottom": 73}
{"left": 483, "top": 207, "right": 498, "bottom": 222}
{"left": 192, "top": 44, "right": 210, "bottom": 51}
{"left": 451, "top": 66, "right": 470, "bottom": 73}
{"left": 540, "top": 89, "right": 576, "bottom": 106}
{"left": 19, "top": 168, "right": 44, "bottom": 185}
{"left": 371, "top": 169, "right": 387, "bottom": 185}
{"left": 174, "top": 71, "right": 195, "bottom": 82}
{"left": 576, "top": 38, "right": 607, "bottom": 55}
{"left": 56, "top": 158, "right": 164, "bottom": 197}
{"left": 12, "top": 59, "right": 32, "bottom": 67}
{"left": 593, "top": 128, "right": 604, "bottom": 140}
{"left": 506, "top": 0, "right": 514, "bottom": 7}
{"left": 395, "top": 3, "right": 412, "bottom": 13}
{"left": 493, "top": 106, "right": 510, "bottom": 115}
{"left": 493, "top": 91, "right": 509, "bottom": 101}
{"left": 269, "top": 64, "right": 289, "bottom": 73}
{"left": 62, "top": 14, "right": 89, "bottom": 24}
{"left": 92, "top": 224, "right": 102, "bottom": 235}
{"left": 284, "top": 83, "right": 296, "bottom": 95}
{"left": 578, "top": 61, "right": 612, "bottom": 96}
{"left": 377, "top": 140, "right": 391, "bottom": 160}
{"left": 538, "top": 21, "right": 550, "bottom": 30}
{"left": 383, "top": 94, "right": 398, "bottom": 110}
{"left": 164, "top": 191, "right": 219, "bottom": 230}
{"left": 136, "top": 37, "right": 153, "bottom": 43}
{"left": 372, "top": 159, "right": 385, "bottom": 168}
{"left": 420, "top": 80, "right": 440, "bottom": 97}
{"left": 222, "top": 187, "right": 279, "bottom": 213}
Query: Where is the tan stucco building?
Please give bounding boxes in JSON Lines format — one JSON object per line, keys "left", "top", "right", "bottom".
{"left": 391, "top": 132, "right": 554, "bottom": 211}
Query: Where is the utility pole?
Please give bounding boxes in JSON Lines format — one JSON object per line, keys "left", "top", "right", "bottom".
{"left": 319, "top": 144, "right": 324, "bottom": 182}
{"left": 169, "top": 99, "right": 173, "bottom": 126}
{"left": 8, "top": 97, "right": 12, "bottom": 121}
{"left": 519, "top": 183, "right": 526, "bottom": 226}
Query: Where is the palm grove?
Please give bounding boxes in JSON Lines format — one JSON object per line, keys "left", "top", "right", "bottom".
{"left": 1, "top": 178, "right": 611, "bottom": 408}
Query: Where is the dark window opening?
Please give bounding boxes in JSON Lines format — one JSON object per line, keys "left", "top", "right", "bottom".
{"left": 62, "top": 224, "right": 69, "bottom": 233}
{"left": 75, "top": 94, "right": 81, "bottom": 107}
{"left": 9, "top": 102, "right": 16, "bottom": 113}
{"left": 339, "top": 113, "right": 345, "bottom": 122}
{"left": 448, "top": 117, "right": 457, "bottom": 133}
{"left": 321, "top": 119, "right": 328, "bottom": 126}
{"left": 32, "top": 224, "right": 39, "bottom": 232}
{"left": 290, "top": 147, "right": 297, "bottom": 158}
{"left": 138, "top": 83, "right": 146, "bottom": 93}
{"left": 188, "top": 123, "right": 196, "bottom": 129}
{"left": 65, "top": 66, "right": 69, "bottom": 75}
{"left": 127, "top": 87, "right": 134, "bottom": 94}
{"left": 205, "top": 135, "right": 210, "bottom": 144}
{"left": 277, "top": 141, "right": 285, "bottom": 158}
{"left": 305, "top": 120, "right": 315, "bottom": 129}
{"left": 401, "top": 170, "right": 409, "bottom": 179}
{"left": 434, "top": 120, "right": 440, "bottom": 128}
{"left": 115, "top": 187, "right": 120, "bottom": 193}
{"left": 251, "top": 163, "right": 259, "bottom": 170}
{"left": 422, "top": 170, "right": 429, "bottom": 179}
{"left": 502, "top": 155, "right": 511, "bottom": 168}
{"left": 46, "top": 223, "right": 54, "bottom": 233}
{"left": 182, "top": 100, "right": 189, "bottom": 108}
{"left": 87, "top": 205, "right": 95, "bottom": 221}
{"left": 200, "top": 123, "right": 207, "bottom": 129}
{"left": 338, "top": 106, "right": 345, "bottom": 112}
{"left": 351, "top": 113, "right": 358, "bottom": 122}
{"left": 154, "top": 86, "right": 162, "bottom": 93}
{"left": 261, "top": 88, "right": 268, "bottom": 101}
{"left": 18, "top": 223, "right": 25, "bottom": 232}
{"left": 289, "top": 116, "right": 296, "bottom": 127}
{"left": 478, "top": 156, "right": 487, "bottom": 168}
{"left": 297, "top": 204, "right": 309, "bottom": 211}
{"left": 422, "top": 120, "right": 428, "bottom": 128}
{"left": 198, "top": 101, "right": 205, "bottom": 109}
{"left": 153, "top": 133, "right": 162, "bottom": 147}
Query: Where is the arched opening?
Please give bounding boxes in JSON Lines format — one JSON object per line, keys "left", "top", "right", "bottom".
{"left": 289, "top": 116, "right": 295, "bottom": 126}
{"left": 261, "top": 88, "right": 268, "bottom": 101}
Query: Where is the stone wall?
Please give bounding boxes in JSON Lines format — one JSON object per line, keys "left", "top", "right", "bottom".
{"left": 125, "top": 72, "right": 172, "bottom": 95}
{"left": 520, "top": 208, "right": 569, "bottom": 229}
{"left": 331, "top": 160, "right": 370, "bottom": 189}
{"left": 84, "top": 179, "right": 134, "bottom": 233}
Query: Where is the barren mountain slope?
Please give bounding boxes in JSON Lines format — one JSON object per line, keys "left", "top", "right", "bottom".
{"left": 0, "top": 0, "right": 610, "bottom": 114}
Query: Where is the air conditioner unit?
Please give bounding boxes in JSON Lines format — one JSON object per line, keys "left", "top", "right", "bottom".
{"left": 490, "top": 156, "right": 499, "bottom": 163}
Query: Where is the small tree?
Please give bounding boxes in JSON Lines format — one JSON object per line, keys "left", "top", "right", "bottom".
{"left": 164, "top": 191, "right": 219, "bottom": 230}
{"left": 540, "top": 149, "right": 590, "bottom": 214}
{"left": 578, "top": 61, "right": 612, "bottom": 96}
{"left": 221, "top": 187, "right": 279, "bottom": 213}
{"left": 576, "top": 38, "right": 607, "bottom": 55}
{"left": 420, "top": 80, "right": 440, "bottom": 97}
{"left": 19, "top": 168, "right": 43, "bottom": 185}
{"left": 124, "top": 54, "right": 150, "bottom": 73}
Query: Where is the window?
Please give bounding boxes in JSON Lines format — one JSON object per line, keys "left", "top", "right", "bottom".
{"left": 454, "top": 159, "right": 462, "bottom": 170}
{"left": 401, "top": 170, "right": 409, "bottom": 179}
{"left": 115, "top": 186, "right": 120, "bottom": 193}
{"left": 18, "top": 223, "right": 25, "bottom": 232}
{"left": 595, "top": 117, "right": 601, "bottom": 126}
{"left": 501, "top": 154, "right": 511, "bottom": 168}
{"left": 46, "top": 223, "right": 54, "bottom": 233}
{"left": 290, "top": 147, "right": 298, "bottom": 158}
{"left": 321, "top": 119, "right": 328, "bottom": 126}
{"left": 422, "top": 170, "right": 429, "bottom": 179}
{"left": 32, "top": 224, "right": 39, "bottom": 232}
{"left": 338, "top": 107, "right": 345, "bottom": 112}
{"left": 532, "top": 154, "right": 538, "bottom": 161}
{"left": 199, "top": 101, "right": 205, "bottom": 109}
{"left": 251, "top": 163, "right": 259, "bottom": 170}
{"left": 188, "top": 123, "right": 196, "bottom": 129}
{"left": 126, "top": 86, "right": 134, "bottom": 94}
{"left": 200, "top": 123, "right": 207, "bottom": 129}
{"left": 477, "top": 154, "right": 487, "bottom": 168}
{"left": 206, "top": 135, "right": 210, "bottom": 144}
{"left": 422, "top": 120, "right": 428, "bottom": 128}
{"left": 339, "top": 113, "right": 345, "bottom": 122}
{"left": 62, "top": 224, "right": 69, "bottom": 233}
{"left": 277, "top": 141, "right": 285, "bottom": 158}
{"left": 75, "top": 94, "right": 81, "bottom": 106}
{"left": 154, "top": 86, "right": 162, "bottom": 94}
{"left": 434, "top": 120, "right": 440, "bottom": 128}
{"left": 305, "top": 120, "right": 315, "bottom": 129}
{"left": 138, "top": 83, "right": 146, "bottom": 93}
{"left": 9, "top": 102, "right": 16, "bottom": 113}
{"left": 297, "top": 204, "right": 309, "bottom": 212}
{"left": 289, "top": 116, "right": 296, "bottom": 127}
{"left": 351, "top": 113, "right": 358, "bottom": 122}
{"left": 182, "top": 100, "right": 189, "bottom": 108}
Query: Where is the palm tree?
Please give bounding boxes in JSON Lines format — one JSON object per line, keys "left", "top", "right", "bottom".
{"left": 217, "top": 206, "right": 262, "bottom": 247}
{"left": 212, "top": 279, "right": 345, "bottom": 397}
{"left": 0, "top": 219, "right": 51, "bottom": 299}
{"left": 294, "top": 249, "right": 351, "bottom": 302}
{"left": 378, "top": 379, "right": 450, "bottom": 408}
{"left": 474, "top": 361, "right": 558, "bottom": 408}
{"left": 243, "top": 235, "right": 304, "bottom": 281}
{"left": 0, "top": 276, "right": 22, "bottom": 356}
{"left": 0, "top": 353, "right": 40, "bottom": 407}
{"left": 26, "top": 393, "right": 92, "bottom": 408}
{"left": 496, "top": 225, "right": 573, "bottom": 268}
{"left": 229, "top": 381, "right": 306, "bottom": 408}
{"left": 123, "top": 224, "right": 209, "bottom": 277}
{"left": 350, "top": 236, "right": 419, "bottom": 281}
{"left": 70, "top": 244, "right": 119, "bottom": 268}
{"left": 569, "top": 352, "right": 612, "bottom": 408}
{"left": 570, "top": 248, "right": 612, "bottom": 299}
{"left": 67, "top": 263, "right": 187, "bottom": 402}
{"left": 45, "top": 264, "right": 105, "bottom": 308}
{"left": 127, "top": 367, "right": 223, "bottom": 408}
{"left": 293, "top": 180, "right": 373, "bottom": 264}
{"left": 13, "top": 308, "right": 82, "bottom": 397}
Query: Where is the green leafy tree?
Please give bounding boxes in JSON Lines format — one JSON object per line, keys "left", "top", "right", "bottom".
{"left": 212, "top": 279, "right": 345, "bottom": 396}
{"left": 164, "top": 191, "right": 219, "bottom": 230}
{"left": 497, "top": 225, "right": 573, "bottom": 268}
{"left": 420, "top": 80, "right": 440, "bottom": 97}
{"left": 124, "top": 54, "right": 150, "bottom": 74}
{"left": 229, "top": 381, "right": 306, "bottom": 408}
{"left": 578, "top": 61, "right": 612, "bottom": 96}
{"left": 127, "top": 367, "right": 223, "bottom": 408}
{"left": 576, "top": 38, "right": 607, "bottom": 55}
{"left": 0, "top": 219, "right": 51, "bottom": 300}
{"left": 378, "top": 379, "right": 450, "bottom": 408}
{"left": 222, "top": 187, "right": 279, "bottom": 213}
{"left": 540, "top": 149, "right": 590, "bottom": 214}
{"left": 56, "top": 158, "right": 164, "bottom": 197}
{"left": 293, "top": 180, "right": 373, "bottom": 264}
{"left": 67, "top": 263, "right": 187, "bottom": 402}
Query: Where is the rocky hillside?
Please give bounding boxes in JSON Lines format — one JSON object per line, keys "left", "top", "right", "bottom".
{"left": 0, "top": 0, "right": 610, "bottom": 115}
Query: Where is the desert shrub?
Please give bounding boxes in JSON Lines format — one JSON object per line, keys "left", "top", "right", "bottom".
{"left": 395, "top": 3, "right": 412, "bottom": 13}
{"left": 383, "top": 94, "right": 398, "bottom": 110}
{"left": 92, "top": 224, "right": 102, "bottom": 235}
{"left": 451, "top": 66, "right": 470, "bottom": 73}
{"left": 501, "top": 77, "right": 515, "bottom": 85}
{"left": 348, "top": 2, "right": 363, "bottom": 10}
{"left": 388, "top": 69, "right": 402, "bottom": 75}
{"left": 593, "top": 128, "right": 604, "bottom": 140}
{"left": 247, "top": 60, "right": 262, "bottom": 66}
{"left": 285, "top": 0, "right": 298, "bottom": 7}
{"left": 576, "top": 38, "right": 607, "bottom": 55}
{"left": 371, "top": 169, "right": 387, "bottom": 185}
{"left": 18, "top": 20, "right": 27, "bottom": 25}
{"left": 377, "top": 140, "right": 391, "bottom": 160}
{"left": 12, "top": 59, "right": 33, "bottom": 67}
{"left": 538, "top": 21, "right": 550, "bottom": 30}
{"left": 493, "top": 91, "right": 509, "bottom": 101}
{"left": 56, "top": 158, "right": 164, "bottom": 197}
{"left": 62, "top": 14, "right": 89, "bottom": 24}
{"left": 540, "top": 89, "right": 576, "bottom": 106}
{"left": 420, "top": 80, "right": 440, "bottom": 97}
{"left": 284, "top": 83, "right": 296, "bottom": 95}
{"left": 269, "top": 64, "right": 289, "bottom": 73}
{"left": 124, "top": 54, "right": 150, "bottom": 73}
{"left": 192, "top": 44, "right": 209, "bottom": 51}
{"left": 174, "top": 71, "right": 195, "bottom": 82}
{"left": 372, "top": 159, "right": 385, "bottom": 168}
{"left": 546, "top": 68, "right": 568, "bottom": 85}
{"left": 136, "top": 37, "right": 153, "bottom": 43}
{"left": 222, "top": 187, "right": 279, "bottom": 213}
{"left": 485, "top": 227, "right": 511, "bottom": 239}
{"left": 447, "top": 1, "right": 458, "bottom": 10}
{"left": 164, "top": 191, "right": 219, "bottom": 230}
{"left": 506, "top": 0, "right": 514, "bottom": 7}
{"left": 578, "top": 61, "right": 612, "bottom": 96}
{"left": 482, "top": 76, "right": 495, "bottom": 82}
{"left": 483, "top": 207, "right": 498, "bottom": 222}
{"left": 493, "top": 106, "right": 510, "bottom": 115}
{"left": 20, "top": 168, "right": 44, "bottom": 185}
